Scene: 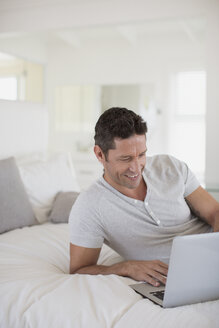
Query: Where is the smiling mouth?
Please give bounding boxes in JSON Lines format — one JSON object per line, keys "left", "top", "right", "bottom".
{"left": 124, "top": 174, "right": 139, "bottom": 180}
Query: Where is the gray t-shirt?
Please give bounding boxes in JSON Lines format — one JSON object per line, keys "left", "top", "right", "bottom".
{"left": 69, "top": 155, "right": 211, "bottom": 263}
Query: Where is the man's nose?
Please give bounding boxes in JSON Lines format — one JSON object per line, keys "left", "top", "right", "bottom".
{"left": 129, "top": 159, "right": 141, "bottom": 172}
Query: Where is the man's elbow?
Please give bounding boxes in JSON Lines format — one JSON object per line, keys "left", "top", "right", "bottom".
{"left": 69, "top": 262, "right": 90, "bottom": 274}
{"left": 69, "top": 267, "right": 75, "bottom": 274}
{"left": 69, "top": 264, "right": 81, "bottom": 274}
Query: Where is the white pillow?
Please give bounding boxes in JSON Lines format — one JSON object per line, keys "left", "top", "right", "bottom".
{"left": 18, "top": 152, "right": 80, "bottom": 223}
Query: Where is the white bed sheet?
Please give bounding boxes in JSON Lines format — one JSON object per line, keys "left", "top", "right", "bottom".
{"left": 0, "top": 223, "right": 218, "bottom": 328}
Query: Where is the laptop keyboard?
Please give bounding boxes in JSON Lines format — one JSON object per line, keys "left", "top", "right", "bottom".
{"left": 150, "top": 290, "right": 165, "bottom": 301}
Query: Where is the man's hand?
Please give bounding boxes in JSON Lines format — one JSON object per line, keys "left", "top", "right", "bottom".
{"left": 70, "top": 243, "right": 168, "bottom": 286}
{"left": 123, "top": 260, "right": 168, "bottom": 286}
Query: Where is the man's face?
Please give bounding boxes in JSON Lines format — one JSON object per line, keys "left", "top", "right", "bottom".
{"left": 100, "top": 134, "right": 147, "bottom": 192}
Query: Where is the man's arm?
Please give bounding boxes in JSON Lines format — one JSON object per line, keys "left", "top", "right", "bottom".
{"left": 185, "top": 186, "right": 219, "bottom": 232}
{"left": 69, "top": 243, "right": 168, "bottom": 286}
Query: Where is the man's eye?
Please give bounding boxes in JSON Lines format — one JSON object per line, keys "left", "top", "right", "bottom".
{"left": 120, "top": 158, "right": 130, "bottom": 162}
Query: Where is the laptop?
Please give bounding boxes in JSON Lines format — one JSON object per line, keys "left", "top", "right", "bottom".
{"left": 130, "top": 232, "right": 219, "bottom": 308}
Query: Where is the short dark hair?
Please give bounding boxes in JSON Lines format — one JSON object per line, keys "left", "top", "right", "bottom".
{"left": 94, "top": 107, "right": 147, "bottom": 158}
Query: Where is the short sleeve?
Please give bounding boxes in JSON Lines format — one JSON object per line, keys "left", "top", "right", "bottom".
{"left": 68, "top": 192, "right": 104, "bottom": 248}
{"left": 168, "top": 155, "right": 200, "bottom": 197}
{"left": 180, "top": 161, "right": 200, "bottom": 197}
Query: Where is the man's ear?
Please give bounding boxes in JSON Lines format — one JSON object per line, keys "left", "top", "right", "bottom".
{"left": 94, "top": 145, "right": 106, "bottom": 164}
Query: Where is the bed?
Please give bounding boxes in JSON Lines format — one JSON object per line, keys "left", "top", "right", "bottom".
{"left": 0, "top": 103, "right": 218, "bottom": 328}
{"left": 1, "top": 223, "right": 219, "bottom": 328}
{"left": 0, "top": 153, "right": 219, "bottom": 328}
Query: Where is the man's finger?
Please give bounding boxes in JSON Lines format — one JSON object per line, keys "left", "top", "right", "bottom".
{"left": 148, "top": 262, "right": 168, "bottom": 276}
{"left": 154, "top": 264, "right": 168, "bottom": 276}
{"left": 147, "top": 269, "right": 167, "bottom": 285}
{"left": 157, "top": 260, "right": 168, "bottom": 268}
{"left": 144, "top": 274, "right": 161, "bottom": 287}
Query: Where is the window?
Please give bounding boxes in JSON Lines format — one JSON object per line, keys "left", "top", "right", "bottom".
{"left": 55, "top": 85, "right": 101, "bottom": 132}
{"left": 169, "top": 71, "right": 206, "bottom": 185}
{"left": 0, "top": 51, "right": 44, "bottom": 103}
{"left": 175, "top": 71, "right": 206, "bottom": 116}
{"left": 0, "top": 76, "right": 17, "bottom": 100}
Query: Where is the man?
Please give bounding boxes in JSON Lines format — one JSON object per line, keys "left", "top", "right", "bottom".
{"left": 69, "top": 107, "right": 219, "bottom": 287}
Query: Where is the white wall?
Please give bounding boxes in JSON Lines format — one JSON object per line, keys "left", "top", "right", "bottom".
{"left": 46, "top": 33, "right": 205, "bottom": 156}
{"left": 205, "top": 1, "right": 219, "bottom": 192}
{"left": 0, "top": 35, "right": 47, "bottom": 64}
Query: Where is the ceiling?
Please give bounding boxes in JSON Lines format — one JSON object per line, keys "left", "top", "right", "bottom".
{"left": 0, "top": 0, "right": 99, "bottom": 11}
{"left": 0, "top": 12, "right": 206, "bottom": 64}
{"left": 41, "top": 16, "right": 206, "bottom": 48}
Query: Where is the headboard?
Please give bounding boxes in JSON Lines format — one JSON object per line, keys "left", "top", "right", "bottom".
{"left": 0, "top": 99, "right": 48, "bottom": 159}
